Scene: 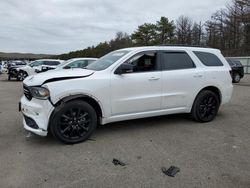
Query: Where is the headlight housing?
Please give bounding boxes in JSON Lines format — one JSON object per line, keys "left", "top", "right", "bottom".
{"left": 29, "top": 87, "right": 50, "bottom": 100}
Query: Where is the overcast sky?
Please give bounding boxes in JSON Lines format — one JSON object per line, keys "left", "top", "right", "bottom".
{"left": 0, "top": 0, "right": 229, "bottom": 54}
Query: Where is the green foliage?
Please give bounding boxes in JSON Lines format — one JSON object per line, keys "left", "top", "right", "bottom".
{"left": 155, "top": 17, "right": 175, "bottom": 44}
{"left": 131, "top": 23, "right": 157, "bottom": 45}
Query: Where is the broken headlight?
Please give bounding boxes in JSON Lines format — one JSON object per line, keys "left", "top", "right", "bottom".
{"left": 29, "top": 86, "right": 50, "bottom": 100}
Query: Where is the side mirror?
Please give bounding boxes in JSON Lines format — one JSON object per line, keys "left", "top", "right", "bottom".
{"left": 115, "top": 63, "right": 133, "bottom": 75}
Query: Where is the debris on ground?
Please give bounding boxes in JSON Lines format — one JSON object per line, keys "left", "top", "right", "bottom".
{"left": 112, "top": 158, "right": 126, "bottom": 166}
{"left": 162, "top": 166, "right": 180, "bottom": 177}
{"left": 136, "top": 156, "right": 142, "bottom": 160}
{"left": 26, "top": 132, "right": 32, "bottom": 138}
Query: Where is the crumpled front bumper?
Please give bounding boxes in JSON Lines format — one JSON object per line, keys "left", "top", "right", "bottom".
{"left": 19, "top": 96, "right": 54, "bottom": 136}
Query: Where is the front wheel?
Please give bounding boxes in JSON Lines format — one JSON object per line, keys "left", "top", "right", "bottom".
{"left": 191, "top": 90, "right": 220, "bottom": 122}
{"left": 50, "top": 100, "right": 97, "bottom": 144}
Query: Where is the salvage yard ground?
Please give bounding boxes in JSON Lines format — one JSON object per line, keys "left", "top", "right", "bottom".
{"left": 0, "top": 73, "right": 250, "bottom": 188}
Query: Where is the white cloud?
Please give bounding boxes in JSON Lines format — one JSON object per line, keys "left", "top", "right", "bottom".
{"left": 0, "top": 0, "right": 229, "bottom": 54}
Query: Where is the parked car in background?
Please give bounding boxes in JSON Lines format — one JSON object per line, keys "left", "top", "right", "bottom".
{"left": 20, "top": 46, "right": 233, "bottom": 144}
{"left": 226, "top": 58, "right": 244, "bottom": 83}
{"left": 16, "top": 59, "right": 64, "bottom": 81}
{"left": 7, "top": 61, "right": 27, "bottom": 80}
{"left": 0, "top": 62, "right": 2, "bottom": 74}
{"left": 54, "top": 58, "right": 98, "bottom": 70}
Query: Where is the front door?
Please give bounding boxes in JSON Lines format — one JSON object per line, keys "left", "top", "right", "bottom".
{"left": 110, "top": 51, "right": 162, "bottom": 116}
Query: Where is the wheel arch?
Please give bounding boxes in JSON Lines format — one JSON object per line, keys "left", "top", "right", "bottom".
{"left": 54, "top": 94, "right": 103, "bottom": 118}
{"left": 48, "top": 94, "right": 103, "bottom": 132}
{"left": 194, "top": 86, "right": 222, "bottom": 105}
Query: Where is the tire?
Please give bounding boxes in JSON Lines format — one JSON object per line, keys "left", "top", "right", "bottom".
{"left": 8, "top": 74, "right": 11, "bottom": 81}
{"left": 17, "top": 71, "right": 28, "bottom": 81}
{"left": 191, "top": 90, "right": 220, "bottom": 122}
{"left": 50, "top": 100, "right": 97, "bottom": 144}
{"left": 233, "top": 72, "right": 240, "bottom": 83}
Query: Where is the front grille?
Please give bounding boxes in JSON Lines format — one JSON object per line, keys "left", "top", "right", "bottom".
{"left": 23, "top": 85, "right": 32, "bottom": 100}
{"left": 24, "top": 115, "right": 38, "bottom": 129}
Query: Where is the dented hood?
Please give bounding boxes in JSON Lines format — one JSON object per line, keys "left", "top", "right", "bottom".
{"left": 23, "top": 69, "right": 94, "bottom": 86}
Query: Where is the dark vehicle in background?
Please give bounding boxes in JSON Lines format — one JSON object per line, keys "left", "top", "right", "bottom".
{"left": 7, "top": 61, "right": 27, "bottom": 80}
{"left": 226, "top": 58, "right": 244, "bottom": 83}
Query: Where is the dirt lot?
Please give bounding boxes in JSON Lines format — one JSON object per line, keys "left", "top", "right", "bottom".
{"left": 0, "top": 73, "right": 250, "bottom": 188}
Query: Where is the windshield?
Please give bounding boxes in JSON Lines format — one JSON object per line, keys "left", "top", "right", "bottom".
{"left": 86, "top": 50, "right": 130, "bottom": 71}
{"left": 30, "top": 61, "right": 43, "bottom": 67}
{"left": 56, "top": 60, "right": 71, "bottom": 69}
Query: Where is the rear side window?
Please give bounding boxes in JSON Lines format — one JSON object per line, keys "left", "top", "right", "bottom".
{"left": 162, "top": 52, "right": 195, "bottom": 70}
{"left": 194, "top": 51, "right": 223, "bottom": 66}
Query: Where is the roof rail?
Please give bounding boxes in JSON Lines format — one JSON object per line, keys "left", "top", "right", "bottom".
{"left": 158, "top": 44, "right": 210, "bottom": 48}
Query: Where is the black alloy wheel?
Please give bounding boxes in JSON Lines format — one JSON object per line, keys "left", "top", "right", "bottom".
{"left": 191, "top": 90, "right": 219, "bottom": 122}
{"left": 50, "top": 100, "right": 97, "bottom": 144}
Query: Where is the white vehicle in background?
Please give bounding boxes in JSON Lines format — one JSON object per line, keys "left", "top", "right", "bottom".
{"left": 20, "top": 46, "right": 233, "bottom": 144}
{"left": 54, "top": 58, "right": 98, "bottom": 70}
{"left": 16, "top": 59, "right": 64, "bottom": 81}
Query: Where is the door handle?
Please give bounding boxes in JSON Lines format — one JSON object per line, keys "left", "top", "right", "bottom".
{"left": 148, "top": 77, "right": 160, "bottom": 81}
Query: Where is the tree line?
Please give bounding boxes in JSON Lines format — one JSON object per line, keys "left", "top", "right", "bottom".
{"left": 57, "top": 0, "right": 250, "bottom": 60}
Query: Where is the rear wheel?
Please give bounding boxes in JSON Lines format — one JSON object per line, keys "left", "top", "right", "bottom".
{"left": 233, "top": 72, "right": 240, "bottom": 83}
{"left": 191, "top": 90, "right": 220, "bottom": 122}
{"left": 50, "top": 100, "right": 97, "bottom": 144}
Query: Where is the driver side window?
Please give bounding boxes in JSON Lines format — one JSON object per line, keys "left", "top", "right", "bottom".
{"left": 125, "top": 52, "right": 157, "bottom": 73}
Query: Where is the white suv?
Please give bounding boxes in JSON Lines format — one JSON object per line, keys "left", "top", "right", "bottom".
{"left": 19, "top": 46, "right": 233, "bottom": 144}
{"left": 54, "top": 58, "right": 98, "bottom": 70}
{"left": 16, "top": 59, "right": 64, "bottom": 81}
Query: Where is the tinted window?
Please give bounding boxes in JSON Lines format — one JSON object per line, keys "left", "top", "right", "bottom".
{"left": 30, "top": 61, "right": 43, "bottom": 67}
{"left": 162, "top": 52, "right": 195, "bottom": 70}
{"left": 44, "top": 61, "right": 60, "bottom": 66}
{"left": 194, "top": 51, "right": 223, "bottom": 66}
{"left": 226, "top": 59, "right": 234, "bottom": 66}
{"left": 124, "top": 52, "right": 157, "bottom": 73}
{"left": 233, "top": 60, "right": 242, "bottom": 66}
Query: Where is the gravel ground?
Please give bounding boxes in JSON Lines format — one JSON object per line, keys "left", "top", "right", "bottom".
{"left": 0, "top": 73, "right": 250, "bottom": 188}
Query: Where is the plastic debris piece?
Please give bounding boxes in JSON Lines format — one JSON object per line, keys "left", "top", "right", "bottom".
{"left": 26, "top": 132, "right": 32, "bottom": 138}
{"left": 162, "top": 166, "right": 180, "bottom": 177}
{"left": 112, "top": 158, "right": 126, "bottom": 166}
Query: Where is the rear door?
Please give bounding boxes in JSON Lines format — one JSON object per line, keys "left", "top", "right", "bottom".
{"left": 161, "top": 50, "right": 204, "bottom": 109}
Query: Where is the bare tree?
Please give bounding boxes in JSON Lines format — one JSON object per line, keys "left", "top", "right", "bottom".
{"left": 175, "top": 16, "right": 193, "bottom": 44}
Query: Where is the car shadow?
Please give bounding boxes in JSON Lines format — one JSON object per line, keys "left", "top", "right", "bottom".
{"left": 95, "top": 113, "right": 192, "bottom": 135}
{"left": 25, "top": 113, "right": 192, "bottom": 146}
